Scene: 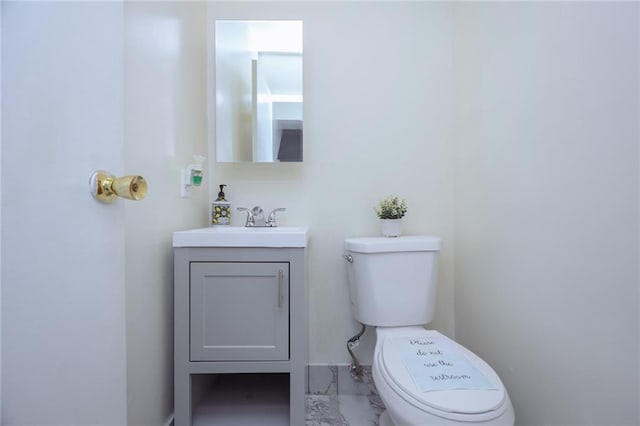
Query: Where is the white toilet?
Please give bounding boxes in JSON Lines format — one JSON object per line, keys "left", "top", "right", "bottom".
{"left": 344, "top": 236, "right": 515, "bottom": 425}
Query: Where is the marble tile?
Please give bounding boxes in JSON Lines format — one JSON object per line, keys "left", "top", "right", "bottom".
{"left": 309, "top": 365, "right": 338, "bottom": 395}
{"left": 306, "top": 364, "right": 385, "bottom": 425}
{"left": 337, "top": 365, "right": 377, "bottom": 396}
{"left": 338, "top": 394, "right": 384, "bottom": 426}
{"left": 306, "top": 394, "right": 385, "bottom": 426}
{"left": 306, "top": 395, "right": 348, "bottom": 426}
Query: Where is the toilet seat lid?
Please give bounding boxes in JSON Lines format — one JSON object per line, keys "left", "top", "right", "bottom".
{"left": 379, "top": 330, "right": 506, "bottom": 416}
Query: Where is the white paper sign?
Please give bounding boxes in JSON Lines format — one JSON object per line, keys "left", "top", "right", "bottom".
{"left": 393, "top": 336, "right": 498, "bottom": 392}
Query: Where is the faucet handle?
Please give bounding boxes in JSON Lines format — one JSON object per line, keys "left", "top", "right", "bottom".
{"left": 267, "top": 208, "right": 286, "bottom": 227}
{"left": 251, "top": 206, "right": 266, "bottom": 227}
{"left": 237, "top": 207, "right": 255, "bottom": 227}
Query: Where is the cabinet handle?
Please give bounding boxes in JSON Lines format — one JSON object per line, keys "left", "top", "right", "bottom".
{"left": 278, "top": 269, "right": 284, "bottom": 309}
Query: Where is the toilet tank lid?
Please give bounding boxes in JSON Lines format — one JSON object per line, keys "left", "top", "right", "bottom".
{"left": 344, "top": 236, "right": 441, "bottom": 253}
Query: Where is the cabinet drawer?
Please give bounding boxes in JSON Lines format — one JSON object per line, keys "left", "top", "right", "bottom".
{"left": 190, "top": 262, "right": 289, "bottom": 361}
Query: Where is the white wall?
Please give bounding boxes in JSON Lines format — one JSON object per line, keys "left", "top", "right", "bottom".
{"left": 453, "top": 2, "right": 639, "bottom": 425}
{"left": 1, "top": 2, "right": 127, "bottom": 424}
{"left": 208, "top": 1, "right": 456, "bottom": 364}
{"left": 123, "top": 3, "right": 208, "bottom": 425}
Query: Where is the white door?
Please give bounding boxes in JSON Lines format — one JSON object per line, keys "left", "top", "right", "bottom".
{"left": 1, "top": 2, "right": 128, "bottom": 424}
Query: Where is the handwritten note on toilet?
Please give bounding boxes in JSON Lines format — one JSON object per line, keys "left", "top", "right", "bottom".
{"left": 393, "top": 336, "right": 498, "bottom": 392}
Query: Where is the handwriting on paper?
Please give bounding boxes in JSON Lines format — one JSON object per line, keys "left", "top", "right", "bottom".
{"left": 393, "top": 336, "right": 498, "bottom": 392}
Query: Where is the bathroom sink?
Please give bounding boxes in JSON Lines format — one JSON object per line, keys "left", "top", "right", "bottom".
{"left": 172, "top": 226, "right": 309, "bottom": 248}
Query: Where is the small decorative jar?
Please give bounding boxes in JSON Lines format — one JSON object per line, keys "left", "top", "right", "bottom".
{"left": 212, "top": 184, "right": 231, "bottom": 226}
{"left": 380, "top": 219, "right": 402, "bottom": 238}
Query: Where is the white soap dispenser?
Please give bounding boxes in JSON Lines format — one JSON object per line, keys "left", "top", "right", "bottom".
{"left": 211, "top": 184, "right": 231, "bottom": 226}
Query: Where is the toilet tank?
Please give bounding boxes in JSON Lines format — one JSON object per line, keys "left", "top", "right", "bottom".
{"left": 344, "top": 236, "right": 441, "bottom": 327}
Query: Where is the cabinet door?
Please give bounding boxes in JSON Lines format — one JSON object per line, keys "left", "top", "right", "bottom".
{"left": 190, "top": 262, "right": 289, "bottom": 361}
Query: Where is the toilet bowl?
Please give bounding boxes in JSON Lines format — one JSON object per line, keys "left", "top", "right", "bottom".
{"left": 372, "top": 327, "right": 514, "bottom": 425}
{"left": 343, "top": 236, "right": 515, "bottom": 425}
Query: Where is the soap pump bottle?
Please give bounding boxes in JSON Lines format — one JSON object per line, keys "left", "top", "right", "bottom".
{"left": 211, "top": 184, "right": 231, "bottom": 226}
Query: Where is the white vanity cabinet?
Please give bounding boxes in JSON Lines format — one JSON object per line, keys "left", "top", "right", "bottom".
{"left": 173, "top": 227, "right": 308, "bottom": 426}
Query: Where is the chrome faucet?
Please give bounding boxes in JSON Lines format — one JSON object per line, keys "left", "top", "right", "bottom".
{"left": 237, "top": 206, "right": 265, "bottom": 227}
{"left": 237, "top": 206, "right": 286, "bottom": 227}
{"left": 266, "top": 208, "right": 286, "bottom": 227}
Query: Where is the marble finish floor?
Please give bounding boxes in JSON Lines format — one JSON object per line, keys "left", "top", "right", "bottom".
{"left": 306, "top": 393, "right": 385, "bottom": 426}
{"left": 306, "top": 365, "right": 386, "bottom": 425}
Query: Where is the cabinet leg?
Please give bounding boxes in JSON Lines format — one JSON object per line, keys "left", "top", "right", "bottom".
{"left": 174, "top": 373, "right": 191, "bottom": 426}
{"left": 290, "top": 369, "right": 306, "bottom": 425}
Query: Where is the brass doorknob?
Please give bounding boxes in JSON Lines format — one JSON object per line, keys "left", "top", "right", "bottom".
{"left": 89, "top": 170, "right": 148, "bottom": 203}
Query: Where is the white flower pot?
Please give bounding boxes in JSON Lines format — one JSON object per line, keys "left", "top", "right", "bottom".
{"left": 380, "top": 219, "right": 401, "bottom": 237}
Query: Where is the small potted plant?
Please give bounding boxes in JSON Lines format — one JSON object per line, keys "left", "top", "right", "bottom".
{"left": 375, "top": 195, "right": 407, "bottom": 237}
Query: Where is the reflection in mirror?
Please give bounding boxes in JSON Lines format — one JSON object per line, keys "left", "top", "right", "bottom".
{"left": 215, "top": 20, "right": 303, "bottom": 163}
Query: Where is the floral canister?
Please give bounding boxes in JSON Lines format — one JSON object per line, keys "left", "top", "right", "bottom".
{"left": 211, "top": 184, "right": 231, "bottom": 225}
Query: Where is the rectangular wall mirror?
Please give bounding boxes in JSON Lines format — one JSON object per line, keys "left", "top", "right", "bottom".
{"left": 215, "top": 20, "right": 303, "bottom": 163}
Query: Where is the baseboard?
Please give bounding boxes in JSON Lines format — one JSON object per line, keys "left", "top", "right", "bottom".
{"left": 308, "top": 364, "right": 375, "bottom": 396}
